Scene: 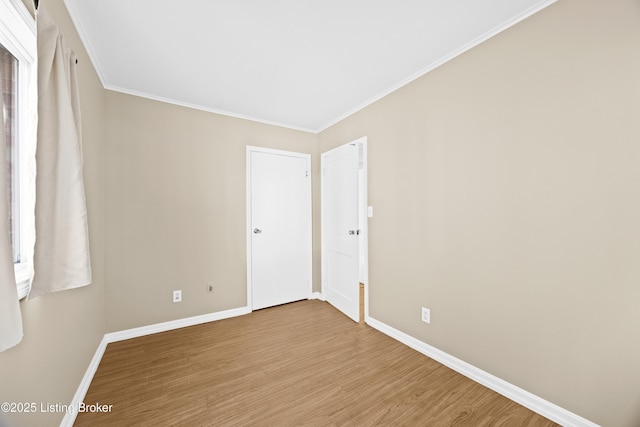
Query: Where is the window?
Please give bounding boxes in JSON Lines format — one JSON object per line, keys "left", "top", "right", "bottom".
{"left": 0, "top": 0, "right": 37, "bottom": 299}
{"left": 2, "top": 44, "right": 19, "bottom": 262}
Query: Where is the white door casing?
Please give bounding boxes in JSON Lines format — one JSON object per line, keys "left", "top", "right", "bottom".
{"left": 247, "top": 146, "right": 312, "bottom": 310}
{"left": 321, "top": 139, "right": 365, "bottom": 322}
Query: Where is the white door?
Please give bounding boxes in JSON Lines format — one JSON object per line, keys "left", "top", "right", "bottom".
{"left": 247, "top": 147, "right": 312, "bottom": 310}
{"left": 322, "top": 142, "right": 360, "bottom": 322}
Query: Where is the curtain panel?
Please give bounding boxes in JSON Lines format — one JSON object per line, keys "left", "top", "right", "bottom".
{"left": 30, "top": 5, "right": 91, "bottom": 298}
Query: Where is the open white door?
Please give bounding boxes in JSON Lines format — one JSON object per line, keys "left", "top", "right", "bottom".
{"left": 247, "top": 146, "right": 312, "bottom": 310}
{"left": 322, "top": 142, "right": 361, "bottom": 322}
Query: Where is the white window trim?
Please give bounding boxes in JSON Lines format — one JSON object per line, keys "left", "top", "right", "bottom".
{"left": 1, "top": 0, "right": 37, "bottom": 299}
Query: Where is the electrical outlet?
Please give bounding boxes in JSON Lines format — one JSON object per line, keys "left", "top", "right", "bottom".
{"left": 421, "top": 307, "right": 431, "bottom": 324}
{"left": 173, "top": 290, "right": 182, "bottom": 303}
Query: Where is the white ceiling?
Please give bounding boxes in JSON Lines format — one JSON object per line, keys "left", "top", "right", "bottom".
{"left": 63, "top": 0, "right": 555, "bottom": 133}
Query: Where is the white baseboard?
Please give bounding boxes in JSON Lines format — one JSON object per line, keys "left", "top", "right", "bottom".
{"left": 60, "top": 306, "right": 250, "bottom": 427}
{"left": 365, "top": 316, "right": 599, "bottom": 427}
{"left": 309, "top": 292, "right": 325, "bottom": 301}
{"left": 60, "top": 336, "right": 109, "bottom": 427}
{"left": 104, "top": 306, "right": 250, "bottom": 343}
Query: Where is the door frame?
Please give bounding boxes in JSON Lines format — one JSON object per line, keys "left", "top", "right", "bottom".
{"left": 246, "top": 145, "right": 313, "bottom": 311}
{"left": 321, "top": 136, "right": 369, "bottom": 321}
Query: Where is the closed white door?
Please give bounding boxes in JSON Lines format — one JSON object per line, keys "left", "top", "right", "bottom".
{"left": 322, "top": 143, "right": 360, "bottom": 322}
{"left": 247, "top": 147, "right": 312, "bottom": 310}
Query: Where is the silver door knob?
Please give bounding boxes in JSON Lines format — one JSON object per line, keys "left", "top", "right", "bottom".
{"left": 253, "top": 228, "right": 262, "bottom": 234}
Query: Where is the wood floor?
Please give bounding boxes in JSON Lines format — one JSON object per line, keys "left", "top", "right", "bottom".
{"left": 75, "top": 300, "right": 557, "bottom": 426}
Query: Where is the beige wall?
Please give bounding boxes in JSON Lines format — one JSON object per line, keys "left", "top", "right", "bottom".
{"left": 319, "top": 0, "right": 640, "bottom": 425}
{"left": 104, "top": 92, "right": 317, "bottom": 332}
{"left": 0, "top": 0, "right": 106, "bottom": 426}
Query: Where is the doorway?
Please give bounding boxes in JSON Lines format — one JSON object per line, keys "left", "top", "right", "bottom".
{"left": 321, "top": 137, "right": 368, "bottom": 322}
{"left": 246, "top": 146, "right": 312, "bottom": 310}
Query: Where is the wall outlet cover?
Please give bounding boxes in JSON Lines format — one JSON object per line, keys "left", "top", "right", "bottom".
{"left": 173, "top": 290, "right": 182, "bottom": 302}
{"left": 421, "top": 307, "right": 430, "bottom": 324}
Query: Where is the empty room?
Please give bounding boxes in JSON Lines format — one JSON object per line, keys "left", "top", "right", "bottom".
{"left": 1, "top": 0, "right": 639, "bottom": 426}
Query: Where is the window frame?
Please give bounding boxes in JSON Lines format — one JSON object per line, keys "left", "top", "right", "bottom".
{"left": 0, "top": 0, "right": 37, "bottom": 299}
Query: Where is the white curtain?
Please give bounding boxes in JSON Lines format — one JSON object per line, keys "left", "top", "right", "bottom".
{"left": 29, "top": 5, "right": 91, "bottom": 298}
{"left": 0, "top": 91, "right": 23, "bottom": 352}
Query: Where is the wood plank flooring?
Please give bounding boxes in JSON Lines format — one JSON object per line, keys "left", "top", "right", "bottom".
{"left": 75, "top": 300, "right": 557, "bottom": 426}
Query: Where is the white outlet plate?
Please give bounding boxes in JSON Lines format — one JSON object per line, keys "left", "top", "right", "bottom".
{"left": 421, "top": 307, "right": 430, "bottom": 324}
{"left": 173, "top": 290, "right": 182, "bottom": 303}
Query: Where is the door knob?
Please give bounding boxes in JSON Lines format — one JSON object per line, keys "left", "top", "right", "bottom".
{"left": 253, "top": 228, "right": 262, "bottom": 234}
{"left": 348, "top": 230, "right": 356, "bottom": 235}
